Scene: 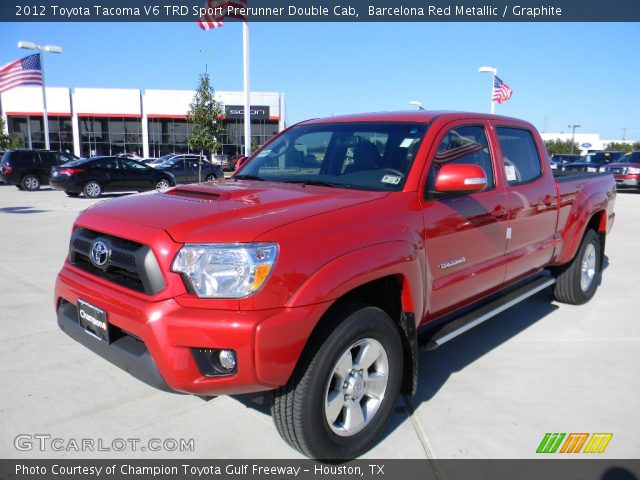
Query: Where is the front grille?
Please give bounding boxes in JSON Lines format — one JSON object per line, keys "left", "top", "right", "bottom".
{"left": 69, "top": 228, "right": 165, "bottom": 295}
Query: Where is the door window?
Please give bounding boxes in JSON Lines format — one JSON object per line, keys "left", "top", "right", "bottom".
{"left": 427, "top": 125, "right": 495, "bottom": 194}
{"left": 495, "top": 127, "right": 542, "bottom": 185}
{"left": 120, "top": 159, "right": 148, "bottom": 170}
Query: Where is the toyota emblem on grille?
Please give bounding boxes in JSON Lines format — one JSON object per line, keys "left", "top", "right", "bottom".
{"left": 90, "top": 240, "right": 111, "bottom": 267}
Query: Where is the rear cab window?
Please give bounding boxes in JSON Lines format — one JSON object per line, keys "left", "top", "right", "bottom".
{"left": 495, "top": 127, "right": 543, "bottom": 185}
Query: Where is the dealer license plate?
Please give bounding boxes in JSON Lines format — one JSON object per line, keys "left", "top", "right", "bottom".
{"left": 78, "top": 298, "right": 110, "bottom": 343}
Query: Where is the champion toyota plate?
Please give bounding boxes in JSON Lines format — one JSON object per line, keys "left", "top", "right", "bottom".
{"left": 77, "top": 299, "right": 110, "bottom": 343}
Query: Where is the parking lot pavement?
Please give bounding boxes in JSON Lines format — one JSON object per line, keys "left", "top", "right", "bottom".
{"left": 0, "top": 184, "right": 637, "bottom": 460}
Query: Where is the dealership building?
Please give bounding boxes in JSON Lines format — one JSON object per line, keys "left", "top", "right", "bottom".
{"left": 539, "top": 132, "right": 633, "bottom": 154}
{"left": 0, "top": 86, "right": 286, "bottom": 158}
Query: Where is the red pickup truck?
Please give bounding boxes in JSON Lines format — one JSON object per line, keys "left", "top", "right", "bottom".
{"left": 55, "top": 111, "right": 615, "bottom": 459}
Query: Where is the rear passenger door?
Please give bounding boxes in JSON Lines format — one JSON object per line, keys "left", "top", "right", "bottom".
{"left": 495, "top": 126, "right": 557, "bottom": 282}
{"left": 93, "top": 157, "right": 123, "bottom": 190}
{"left": 168, "top": 158, "right": 187, "bottom": 183}
{"left": 421, "top": 122, "right": 509, "bottom": 316}
{"left": 37, "top": 152, "right": 58, "bottom": 182}
{"left": 184, "top": 156, "right": 201, "bottom": 183}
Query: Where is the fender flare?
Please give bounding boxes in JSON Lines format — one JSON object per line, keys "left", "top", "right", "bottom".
{"left": 556, "top": 191, "right": 608, "bottom": 266}
{"left": 286, "top": 240, "right": 424, "bottom": 317}
{"left": 254, "top": 242, "right": 425, "bottom": 389}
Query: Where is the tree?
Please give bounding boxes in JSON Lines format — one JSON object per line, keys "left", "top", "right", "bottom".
{"left": 0, "top": 117, "right": 24, "bottom": 151}
{"left": 186, "top": 73, "right": 225, "bottom": 180}
{"left": 544, "top": 138, "right": 582, "bottom": 156}
{"left": 605, "top": 142, "right": 633, "bottom": 153}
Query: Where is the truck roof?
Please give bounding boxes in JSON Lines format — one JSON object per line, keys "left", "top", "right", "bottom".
{"left": 300, "top": 110, "right": 528, "bottom": 125}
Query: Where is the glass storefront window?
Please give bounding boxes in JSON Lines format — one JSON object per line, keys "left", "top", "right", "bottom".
{"left": 6, "top": 112, "right": 280, "bottom": 159}
{"left": 79, "top": 116, "right": 142, "bottom": 157}
{"left": 7, "top": 115, "right": 72, "bottom": 152}
{"left": 148, "top": 118, "right": 194, "bottom": 157}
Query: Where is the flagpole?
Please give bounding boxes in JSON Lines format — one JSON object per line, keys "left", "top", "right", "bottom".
{"left": 478, "top": 66, "right": 497, "bottom": 115}
{"left": 490, "top": 69, "right": 496, "bottom": 115}
{"left": 39, "top": 52, "right": 51, "bottom": 150}
{"left": 242, "top": 21, "right": 251, "bottom": 156}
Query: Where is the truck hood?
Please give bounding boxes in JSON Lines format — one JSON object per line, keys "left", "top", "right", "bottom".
{"left": 82, "top": 180, "right": 388, "bottom": 243}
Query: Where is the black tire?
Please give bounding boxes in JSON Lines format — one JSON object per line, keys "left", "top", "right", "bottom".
{"left": 83, "top": 181, "right": 102, "bottom": 198}
{"left": 65, "top": 191, "right": 81, "bottom": 197}
{"left": 21, "top": 174, "right": 40, "bottom": 191}
{"left": 271, "top": 303, "right": 403, "bottom": 460}
{"left": 553, "top": 229, "right": 601, "bottom": 305}
{"left": 205, "top": 174, "right": 217, "bottom": 181}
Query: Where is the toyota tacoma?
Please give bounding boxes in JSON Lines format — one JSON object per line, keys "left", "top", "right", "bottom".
{"left": 55, "top": 111, "right": 616, "bottom": 459}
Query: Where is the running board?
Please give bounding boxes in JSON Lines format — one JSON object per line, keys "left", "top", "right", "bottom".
{"left": 422, "top": 276, "right": 556, "bottom": 350}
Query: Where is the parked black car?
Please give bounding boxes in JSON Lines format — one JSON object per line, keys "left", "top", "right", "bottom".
{"left": 562, "top": 151, "right": 625, "bottom": 173}
{"left": 50, "top": 156, "right": 176, "bottom": 198}
{"left": 549, "top": 153, "right": 581, "bottom": 171}
{"left": 154, "top": 154, "right": 223, "bottom": 183}
{"left": 0, "top": 149, "right": 79, "bottom": 190}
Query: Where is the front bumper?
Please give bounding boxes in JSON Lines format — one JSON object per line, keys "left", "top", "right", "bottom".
{"left": 55, "top": 265, "right": 329, "bottom": 396}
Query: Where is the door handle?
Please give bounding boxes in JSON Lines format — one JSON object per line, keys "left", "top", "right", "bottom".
{"left": 491, "top": 205, "right": 508, "bottom": 219}
{"left": 543, "top": 194, "right": 553, "bottom": 206}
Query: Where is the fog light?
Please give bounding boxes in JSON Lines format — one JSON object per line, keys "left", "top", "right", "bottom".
{"left": 218, "top": 350, "right": 237, "bottom": 371}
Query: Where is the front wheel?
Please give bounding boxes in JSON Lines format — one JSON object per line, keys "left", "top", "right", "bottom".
{"left": 553, "top": 229, "right": 601, "bottom": 305}
{"left": 205, "top": 174, "right": 217, "bottom": 181}
{"left": 155, "top": 179, "right": 171, "bottom": 190}
{"left": 271, "top": 304, "right": 403, "bottom": 459}
{"left": 83, "top": 181, "right": 102, "bottom": 198}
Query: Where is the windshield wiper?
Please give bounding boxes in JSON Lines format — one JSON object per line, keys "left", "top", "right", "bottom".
{"left": 283, "top": 179, "right": 350, "bottom": 189}
{"left": 234, "top": 174, "right": 265, "bottom": 181}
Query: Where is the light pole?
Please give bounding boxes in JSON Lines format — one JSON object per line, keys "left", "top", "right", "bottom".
{"left": 18, "top": 41, "right": 63, "bottom": 151}
{"left": 409, "top": 100, "right": 425, "bottom": 111}
{"left": 478, "top": 66, "right": 497, "bottom": 114}
{"left": 568, "top": 124, "right": 581, "bottom": 154}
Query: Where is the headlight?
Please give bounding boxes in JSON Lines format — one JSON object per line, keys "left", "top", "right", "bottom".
{"left": 172, "top": 243, "right": 278, "bottom": 298}
{"left": 628, "top": 167, "right": 640, "bottom": 174}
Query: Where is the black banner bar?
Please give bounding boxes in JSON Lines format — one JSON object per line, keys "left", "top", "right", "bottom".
{"left": 3, "top": 0, "right": 640, "bottom": 22}
{"left": 2, "top": 459, "right": 640, "bottom": 480}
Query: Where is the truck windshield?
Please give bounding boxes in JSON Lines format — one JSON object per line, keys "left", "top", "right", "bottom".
{"left": 238, "top": 122, "right": 428, "bottom": 191}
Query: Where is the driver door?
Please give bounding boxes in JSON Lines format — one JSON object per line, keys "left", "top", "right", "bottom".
{"left": 420, "top": 122, "right": 509, "bottom": 317}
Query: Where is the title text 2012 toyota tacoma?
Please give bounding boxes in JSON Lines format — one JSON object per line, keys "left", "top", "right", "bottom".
{"left": 55, "top": 111, "right": 615, "bottom": 459}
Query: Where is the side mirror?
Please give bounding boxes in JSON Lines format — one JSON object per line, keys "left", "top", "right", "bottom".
{"left": 434, "top": 164, "right": 488, "bottom": 194}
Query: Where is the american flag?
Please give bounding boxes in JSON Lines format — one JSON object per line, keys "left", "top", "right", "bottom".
{"left": 492, "top": 76, "right": 513, "bottom": 104}
{"left": 0, "top": 54, "right": 43, "bottom": 94}
{"left": 198, "top": 0, "right": 247, "bottom": 30}
{"left": 434, "top": 133, "right": 484, "bottom": 165}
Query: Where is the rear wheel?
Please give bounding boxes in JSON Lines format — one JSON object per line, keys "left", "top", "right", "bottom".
{"left": 553, "top": 229, "right": 601, "bottom": 305}
{"left": 205, "top": 174, "right": 217, "bottom": 181}
{"left": 83, "top": 181, "right": 102, "bottom": 198}
{"left": 271, "top": 303, "right": 403, "bottom": 459}
{"left": 65, "top": 191, "right": 81, "bottom": 197}
{"left": 21, "top": 174, "right": 40, "bottom": 191}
